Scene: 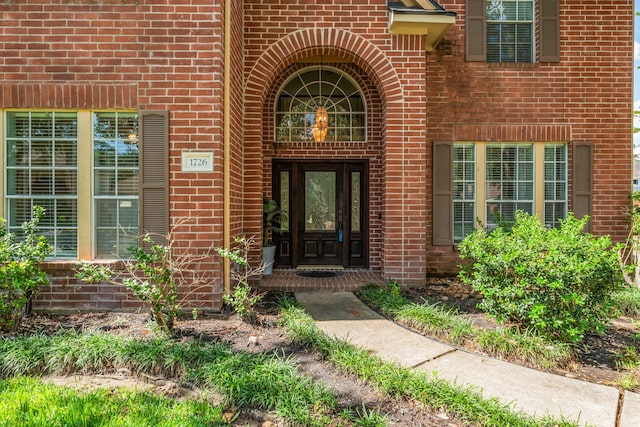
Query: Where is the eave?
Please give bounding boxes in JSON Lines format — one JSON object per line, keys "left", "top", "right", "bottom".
{"left": 388, "top": 1, "right": 456, "bottom": 51}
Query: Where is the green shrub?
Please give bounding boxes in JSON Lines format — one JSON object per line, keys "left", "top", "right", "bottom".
{"left": 459, "top": 211, "right": 623, "bottom": 343}
{"left": 0, "top": 206, "right": 52, "bottom": 331}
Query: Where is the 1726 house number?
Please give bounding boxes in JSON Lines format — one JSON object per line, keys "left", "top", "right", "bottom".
{"left": 182, "top": 152, "right": 214, "bottom": 172}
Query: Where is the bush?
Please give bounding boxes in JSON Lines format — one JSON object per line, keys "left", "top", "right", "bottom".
{"left": 458, "top": 211, "right": 623, "bottom": 343}
{"left": 0, "top": 206, "right": 52, "bottom": 331}
{"left": 77, "top": 235, "right": 181, "bottom": 335}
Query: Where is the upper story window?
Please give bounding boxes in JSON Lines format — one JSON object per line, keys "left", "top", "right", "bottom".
{"left": 466, "top": 0, "right": 560, "bottom": 63}
{"left": 275, "top": 67, "right": 366, "bottom": 143}
{"left": 486, "top": 0, "right": 533, "bottom": 63}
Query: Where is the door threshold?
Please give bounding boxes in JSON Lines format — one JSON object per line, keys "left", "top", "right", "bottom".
{"left": 296, "top": 265, "right": 345, "bottom": 271}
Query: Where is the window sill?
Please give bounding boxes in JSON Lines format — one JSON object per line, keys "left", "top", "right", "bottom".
{"left": 41, "top": 259, "right": 126, "bottom": 271}
{"left": 487, "top": 62, "right": 539, "bottom": 70}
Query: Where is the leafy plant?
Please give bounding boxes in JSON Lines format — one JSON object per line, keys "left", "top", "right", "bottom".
{"left": 342, "top": 405, "right": 388, "bottom": 427}
{"left": 615, "top": 346, "right": 640, "bottom": 390}
{"left": 77, "top": 226, "right": 213, "bottom": 335}
{"left": 459, "top": 211, "right": 624, "bottom": 343}
{"left": 216, "top": 236, "right": 264, "bottom": 323}
{"left": 263, "top": 195, "right": 285, "bottom": 246}
{"left": 611, "top": 286, "right": 640, "bottom": 316}
{"left": 0, "top": 206, "right": 52, "bottom": 331}
{"left": 0, "top": 333, "right": 367, "bottom": 427}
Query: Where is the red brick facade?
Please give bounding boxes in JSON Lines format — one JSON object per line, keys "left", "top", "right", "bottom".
{"left": 0, "top": 0, "right": 633, "bottom": 311}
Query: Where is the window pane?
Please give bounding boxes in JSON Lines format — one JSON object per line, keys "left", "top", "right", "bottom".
{"left": 544, "top": 144, "right": 567, "bottom": 228}
{"left": 5, "top": 111, "right": 78, "bottom": 258}
{"left": 96, "top": 199, "right": 117, "bottom": 227}
{"left": 117, "top": 170, "right": 139, "bottom": 196}
{"left": 518, "top": 1, "right": 533, "bottom": 20}
{"left": 93, "top": 112, "right": 139, "bottom": 258}
{"left": 485, "top": 144, "right": 533, "bottom": 229}
{"left": 96, "top": 230, "right": 117, "bottom": 258}
{"left": 275, "top": 68, "right": 367, "bottom": 142}
{"left": 54, "top": 113, "right": 78, "bottom": 139}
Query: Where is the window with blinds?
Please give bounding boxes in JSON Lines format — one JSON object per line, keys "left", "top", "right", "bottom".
{"left": 452, "top": 142, "right": 567, "bottom": 242}
{"left": 486, "top": 0, "right": 534, "bottom": 63}
{"left": 544, "top": 144, "right": 567, "bottom": 228}
{"left": 4, "top": 110, "right": 142, "bottom": 259}
{"left": 453, "top": 144, "right": 476, "bottom": 243}
{"left": 93, "top": 112, "right": 139, "bottom": 258}
{"left": 5, "top": 112, "right": 78, "bottom": 258}
{"left": 485, "top": 144, "right": 534, "bottom": 228}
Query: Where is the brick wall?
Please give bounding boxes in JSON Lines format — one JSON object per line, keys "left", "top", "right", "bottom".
{"left": 1, "top": 0, "right": 226, "bottom": 310}
{"left": 0, "top": 0, "right": 634, "bottom": 306}
{"left": 423, "top": 0, "right": 633, "bottom": 275}
{"left": 244, "top": 1, "right": 429, "bottom": 284}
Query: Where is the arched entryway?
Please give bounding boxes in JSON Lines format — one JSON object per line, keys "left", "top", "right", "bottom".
{"left": 264, "top": 57, "right": 383, "bottom": 271}
{"left": 268, "top": 64, "right": 373, "bottom": 269}
{"left": 244, "top": 28, "right": 429, "bottom": 284}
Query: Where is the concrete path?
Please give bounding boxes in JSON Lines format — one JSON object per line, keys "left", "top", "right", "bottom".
{"left": 295, "top": 291, "right": 639, "bottom": 427}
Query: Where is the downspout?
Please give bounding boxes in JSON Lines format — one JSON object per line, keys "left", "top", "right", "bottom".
{"left": 223, "top": 0, "right": 231, "bottom": 296}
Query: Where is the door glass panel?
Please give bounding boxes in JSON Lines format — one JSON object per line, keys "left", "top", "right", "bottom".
{"left": 280, "top": 171, "right": 290, "bottom": 231}
{"left": 305, "top": 171, "right": 336, "bottom": 231}
{"left": 351, "top": 171, "right": 361, "bottom": 232}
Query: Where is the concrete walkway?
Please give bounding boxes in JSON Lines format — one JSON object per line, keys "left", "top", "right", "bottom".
{"left": 295, "top": 291, "right": 640, "bottom": 427}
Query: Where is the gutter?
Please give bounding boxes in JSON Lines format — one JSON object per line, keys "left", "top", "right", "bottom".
{"left": 223, "top": 0, "right": 231, "bottom": 296}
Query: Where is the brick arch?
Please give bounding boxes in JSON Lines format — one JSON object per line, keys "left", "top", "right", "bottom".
{"left": 245, "top": 28, "right": 403, "bottom": 109}
{"left": 243, "top": 28, "right": 416, "bottom": 282}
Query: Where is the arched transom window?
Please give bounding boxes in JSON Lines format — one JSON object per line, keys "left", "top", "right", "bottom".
{"left": 275, "top": 67, "right": 366, "bottom": 142}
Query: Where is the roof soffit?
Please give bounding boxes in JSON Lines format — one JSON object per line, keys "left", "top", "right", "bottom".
{"left": 387, "top": 0, "right": 456, "bottom": 51}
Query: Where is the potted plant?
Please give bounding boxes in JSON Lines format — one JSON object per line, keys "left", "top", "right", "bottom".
{"left": 263, "top": 195, "right": 285, "bottom": 275}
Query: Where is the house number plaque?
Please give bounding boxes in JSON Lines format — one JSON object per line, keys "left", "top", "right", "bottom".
{"left": 182, "top": 152, "right": 214, "bottom": 172}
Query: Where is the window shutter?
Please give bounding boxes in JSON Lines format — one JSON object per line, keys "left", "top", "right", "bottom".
{"left": 433, "top": 141, "right": 453, "bottom": 246}
{"left": 466, "top": 0, "right": 486, "bottom": 61}
{"left": 540, "top": 0, "right": 560, "bottom": 62}
{"left": 139, "top": 110, "right": 169, "bottom": 246}
{"left": 573, "top": 142, "right": 592, "bottom": 232}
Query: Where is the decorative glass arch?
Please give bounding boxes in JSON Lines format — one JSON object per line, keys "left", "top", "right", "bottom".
{"left": 274, "top": 67, "right": 367, "bottom": 142}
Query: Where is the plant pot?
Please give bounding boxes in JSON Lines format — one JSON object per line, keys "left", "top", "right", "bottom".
{"left": 262, "top": 245, "right": 276, "bottom": 275}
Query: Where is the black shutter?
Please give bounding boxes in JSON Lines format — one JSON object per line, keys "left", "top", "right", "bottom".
{"left": 139, "top": 110, "right": 169, "bottom": 246}
{"left": 540, "top": 0, "right": 560, "bottom": 62}
{"left": 466, "top": 0, "right": 486, "bottom": 61}
{"left": 433, "top": 141, "right": 453, "bottom": 245}
{"left": 573, "top": 142, "right": 593, "bottom": 232}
